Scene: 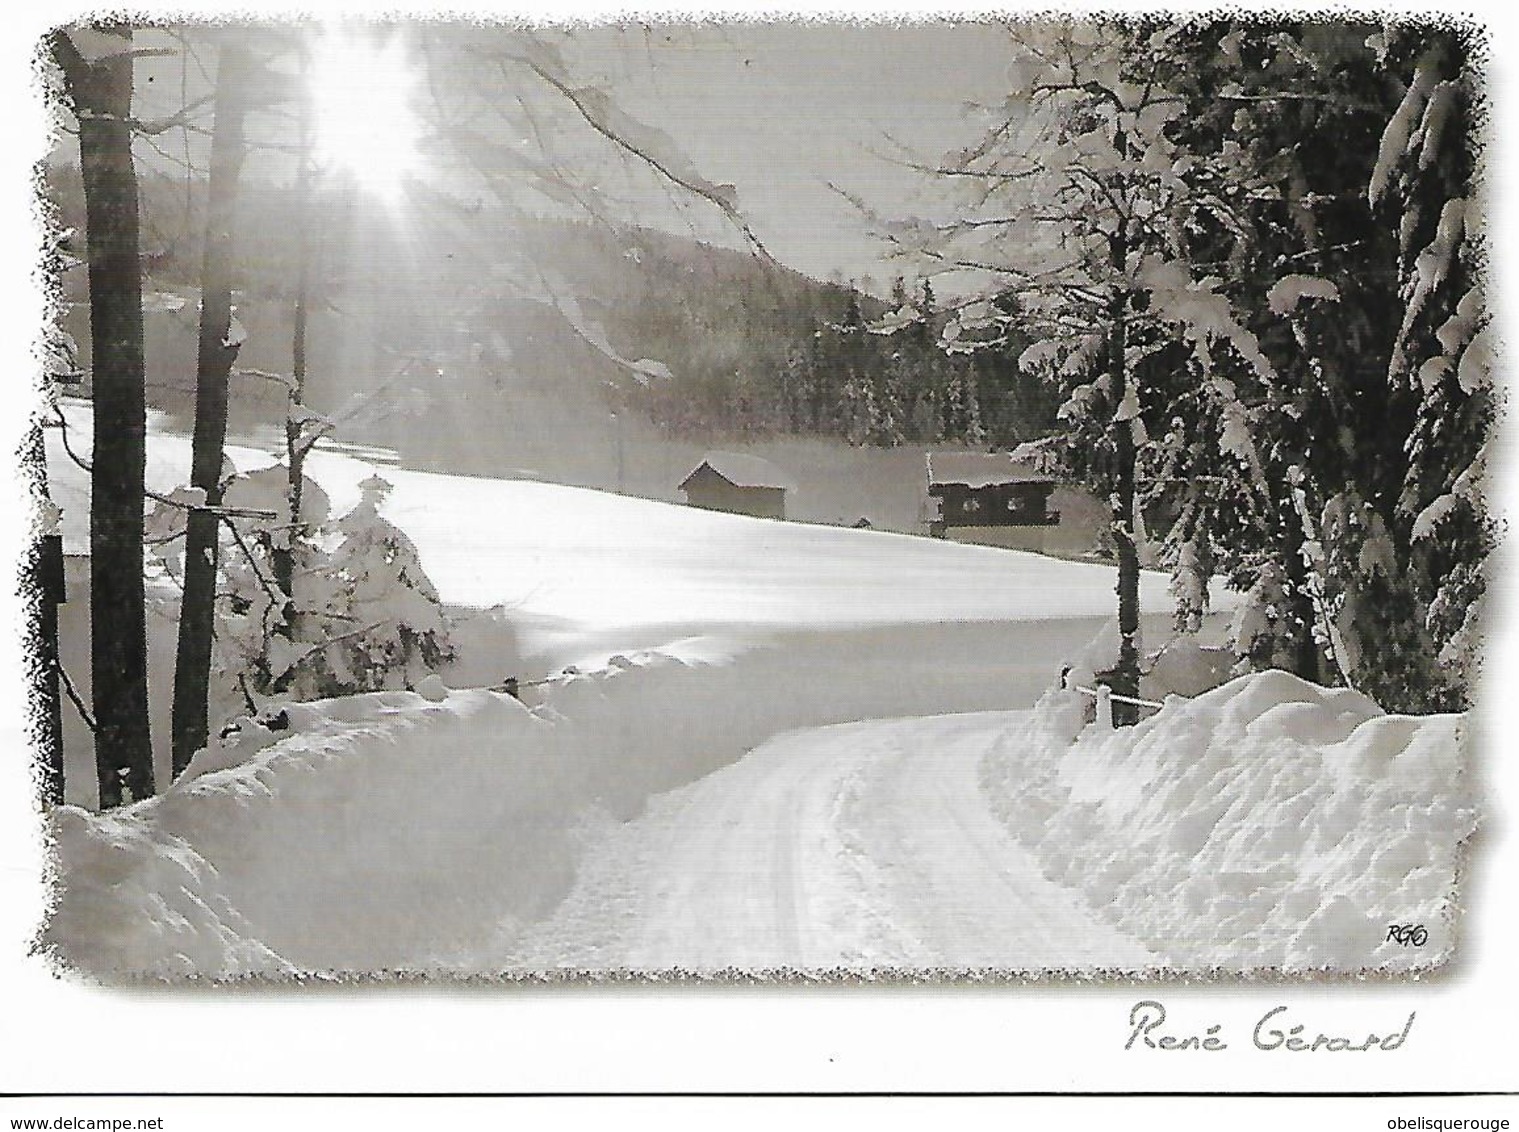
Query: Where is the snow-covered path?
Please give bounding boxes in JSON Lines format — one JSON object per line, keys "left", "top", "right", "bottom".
{"left": 505, "top": 711, "right": 1154, "bottom": 974}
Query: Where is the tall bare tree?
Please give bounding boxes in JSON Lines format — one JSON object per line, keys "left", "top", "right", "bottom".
{"left": 269, "top": 41, "right": 314, "bottom": 664}
{"left": 170, "top": 41, "right": 254, "bottom": 776}
{"left": 49, "top": 26, "right": 154, "bottom": 806}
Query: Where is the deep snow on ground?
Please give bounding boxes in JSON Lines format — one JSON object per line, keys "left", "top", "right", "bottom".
{"left": 40, "top": 635, "right": 1115, "bottom": 977}
{"left": 44, "top": 397, "right": 1202, "bottom": 804}
{"left": 982, "top": 674, "right": 1475, "bottom": 972}
{"left": 505, "top": 711, "right": 1156, "bottom": 974}
{"left": 46, "top": 398, "right": 1167, "bottom": 647}
{"left": 497, "top": 672, "right": 1473, "bottom": 976}
{"left": 44, "top": 664, "right": 1472, "bottom": 977}
{"left": 40, "top": 399, "right": 1468, "bottom": 979}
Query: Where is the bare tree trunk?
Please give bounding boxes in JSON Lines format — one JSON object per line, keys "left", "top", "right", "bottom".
{"left": 52, "top": 27, "right": 154, "bottom": 807}
{"left": 26, "top": 427, "right": 67, "bottom": 806}
{"left": 1109, "top": 287, "right": 1142, "bottom": 727}
{"left": 272, "top": 54, "right": 311, "bottom": 641}
{"left": 170, "top": 43, "right": 252, "bottom": 777}
{"left": 1286, "top": 468, "right": 1357, "bottom": 692}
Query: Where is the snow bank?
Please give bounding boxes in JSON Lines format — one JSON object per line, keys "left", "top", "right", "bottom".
{"left": 981, "top": 670, "right": 1476, "bottom": 972}
{"left": 45, "top": 615, "right": 1125, "bottom": 978}
{"left": 48, "top": 689, "right": 577, "bottom": 978}
{"left": 46, "top": 805, "right": 293, "bottom": 980}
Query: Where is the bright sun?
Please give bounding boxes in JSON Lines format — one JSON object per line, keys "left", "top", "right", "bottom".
{"left": 308, "top": 28, "right": 422, "bottom": 205}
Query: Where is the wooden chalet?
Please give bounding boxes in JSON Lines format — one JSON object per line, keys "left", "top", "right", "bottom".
{"left": 679, "top": 452, "right": 795, "bottom": 520}
{"left": 925, "top": 451, "right": 1060, "bottom": 551}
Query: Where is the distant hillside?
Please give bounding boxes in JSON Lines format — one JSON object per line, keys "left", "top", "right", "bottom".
{"left": 44, "top": 164, "right": 876, "bottom": 454}
{"left": 44, "top": 164, "right": 1057, "bottom": 475}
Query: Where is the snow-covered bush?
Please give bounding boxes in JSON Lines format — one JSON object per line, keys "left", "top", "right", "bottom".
{"left": 146, "top": 467, "right": 453, "bottom": 737}
{"left": 302, "top": 474, "right": 453, "bottom": 693}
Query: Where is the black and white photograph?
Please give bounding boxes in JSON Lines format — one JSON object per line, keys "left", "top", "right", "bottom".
{"left": 19, "top": 10, "right": 1498, "bottom": 984}
{"left": 6, "top": 8, "right": 1519, "bottom": 1113}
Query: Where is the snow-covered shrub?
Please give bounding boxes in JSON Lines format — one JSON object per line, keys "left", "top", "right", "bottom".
{"left": 1139, "top": 636, "right": 1233, "bottom": 701}
{"left": 146, "top": 467, "right": 454, "bottom": 737}
{"left": 304, "top": 474, "right": 453, "bottom": 693}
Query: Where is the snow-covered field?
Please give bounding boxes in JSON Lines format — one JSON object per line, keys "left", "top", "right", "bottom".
{"left": 46, "top": 399, "right": 1186, "bottom": 801}
{"left": 39, "top": 403, "right": 1474, "bottom": 980}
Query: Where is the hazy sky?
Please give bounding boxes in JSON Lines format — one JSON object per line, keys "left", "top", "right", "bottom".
{"left": 567, "top": 23, "right": 1017, "bottom": 289}
{"left": 111, "top": 21, "right": 1019, "bottom": 294}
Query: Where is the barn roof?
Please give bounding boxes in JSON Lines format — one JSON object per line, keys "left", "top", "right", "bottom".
{"left": 926, "top": 451, "right": 1054, "bottom": 489}
{"left": 681, "top": 452, "right": 796, "bottom": 492}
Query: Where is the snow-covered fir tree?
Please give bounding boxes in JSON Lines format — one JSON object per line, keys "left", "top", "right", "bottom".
{"left": 858, "top": 19, "right": 1495, "bottom": 714}
{"left": 1145, "top": 20, "right": 1492, "bottom": 711}
{"left": 145, "top": 466, "right": 454, "bottom": 744}
{"left": 312, "top": 474, "right": 454, "bottom": 693}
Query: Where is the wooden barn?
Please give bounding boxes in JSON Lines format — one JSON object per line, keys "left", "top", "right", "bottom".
{"left": 679, "top": 452, "right": 795, "bottom": 520}
{"left": 925, "top": 451, "right": 1060, "bottom": 551}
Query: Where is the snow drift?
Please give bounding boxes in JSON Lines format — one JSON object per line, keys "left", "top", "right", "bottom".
{"left": 982, "top": 671, "right": 1476, "bottom": 972}
{"left": 47, "top": 656, "right": 1472, "bottom": 977}
{"left": 46, "top": 615, "right": 1129, "bottom": 978}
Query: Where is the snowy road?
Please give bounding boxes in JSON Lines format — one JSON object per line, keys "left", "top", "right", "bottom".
{"left": 506, "top": 711, "right": 1155, "bottom": 973}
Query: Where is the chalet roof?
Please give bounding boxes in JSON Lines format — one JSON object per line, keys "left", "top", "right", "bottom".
{"left": 926, "top": 451, "right": 1054, "bottom": 489}
{"left": 681, "top": 452, "right": 796, "bottom": 492}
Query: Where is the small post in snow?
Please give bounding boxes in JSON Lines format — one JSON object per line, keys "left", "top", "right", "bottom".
{"left": 1095, "top": 683, "right": 1114, "bottom": 731}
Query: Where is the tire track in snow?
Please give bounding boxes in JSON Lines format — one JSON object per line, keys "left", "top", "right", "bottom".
{"left": 860, "top": 714, "right": 1152, "bottom": 969}
{"left": 502, "top": 711, "right": 1152, "bottom": 973}
{"left": 770, "top": 757, "right": 805, "bottom": 965}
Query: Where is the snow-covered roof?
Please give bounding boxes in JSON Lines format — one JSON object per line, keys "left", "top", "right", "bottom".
{"left": 927, "top": 451, "right": 1053, "bottom": 489}
{"left": 682, "top": 452, "right": 795, "bottom": 492}
{"left": 1006, "top": 438, "right": 1066, "bottom": 477}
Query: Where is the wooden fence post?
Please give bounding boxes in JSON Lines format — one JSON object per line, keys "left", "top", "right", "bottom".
{"left": 1095, "top": 683, "right": 1113, "bottom": 731}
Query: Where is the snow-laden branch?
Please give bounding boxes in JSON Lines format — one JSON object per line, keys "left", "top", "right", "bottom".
{"left": 483, "top": 36, "right": 772, "bottom": 262}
